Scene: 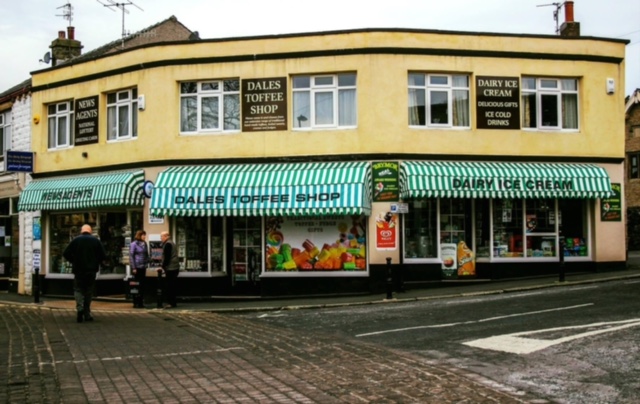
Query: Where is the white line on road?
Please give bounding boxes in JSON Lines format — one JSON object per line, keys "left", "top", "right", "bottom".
{"left": 355, "top": 303, "right": 593, "bottom": 337}
{"left": 464, "top": 318, "right": 640, "bottom": 354}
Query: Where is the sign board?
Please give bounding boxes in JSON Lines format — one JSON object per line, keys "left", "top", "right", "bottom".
{"left": 601, "top": 183, "right": 621, "bottom": 222}
{"left": 241, "top": 77, "right": 287, "bottom": 132}
{"left": 149, "top": 214, "right": 165, "bottom": 224}
{"left": 375, "top": 212, "right": 397, "bottom": 250}
{"left": 476, "top": 76, "right": 520, "bottom": 130}
{"left": 372, "top": 162, "right": 399, "bottom": 202}
{"left": 440, "top": 243, "right": 458, "bottom": 279}
{"left": 390, "top": 203, "right": 409, "bottom": 214}
{"left": 74, "top": 95, "right": 99, "bottom": 145}
{"left": 6, "top": 150, "right": 33, "bottom": 172}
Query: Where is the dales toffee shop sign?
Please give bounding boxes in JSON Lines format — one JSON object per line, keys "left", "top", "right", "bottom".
{"left": 476, "top": 76, "right": 520, "bottom": 130}
{"left": 241, "top": 77, "right": 287, "bottom": 132}
{"left": 173, "top": 192, "right": 341, "bottom": 206}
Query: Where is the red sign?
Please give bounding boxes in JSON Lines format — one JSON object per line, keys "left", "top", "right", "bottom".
{"left": 375, "top": 212, "right": 397, "bottom": 250}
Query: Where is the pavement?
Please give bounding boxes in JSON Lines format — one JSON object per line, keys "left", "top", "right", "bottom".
{"left": 2, "top": 260, "right": 640, "bottom": 313}
{"left": 2, "top": 260, "right": 640, "bottom": 403}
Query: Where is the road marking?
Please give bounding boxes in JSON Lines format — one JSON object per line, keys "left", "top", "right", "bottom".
{"left": 355, "top": 303, "right": 593, "bottom": 337}
{"left": 464, "top": 318, "right": 640, "bottom": 354}
{"left": 624, "top": 280, "right": 640, "bottom": 285}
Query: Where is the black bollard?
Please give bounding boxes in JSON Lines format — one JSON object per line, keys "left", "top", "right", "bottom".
{"left": 559, "top": 236, "right": 566, "bottom": 282}
{"left": 386, "top": 257, "right": 393, "bottom": 299}
{"left": 156, "top": 269, "right": 164, "bottom": 309}
{"left": 33, "top": 267, "right": 40, "bottom": 304}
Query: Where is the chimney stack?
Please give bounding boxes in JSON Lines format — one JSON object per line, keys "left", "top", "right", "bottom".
{"left": 50, "top": 27, "right": 83, "bottom": 66}
{"left": 560, "top": 1, "right": 580, "bottom": 37}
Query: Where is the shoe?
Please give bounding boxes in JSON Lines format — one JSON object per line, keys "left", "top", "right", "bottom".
{"left": 84, "top": 316, "right": 94, "bottom": 322}
{"left": 77, "top": 312, "right": 84, "bottom": 323}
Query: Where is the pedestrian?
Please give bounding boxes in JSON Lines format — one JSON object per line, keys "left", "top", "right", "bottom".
{"left": 63, "top": 224, "right": 107, "bottom": 323}
{"left": 129, "top": 230, "right": 149, "bottom": 308}
{"left": 160, "top": 231, "right": 180, "bottom": 308}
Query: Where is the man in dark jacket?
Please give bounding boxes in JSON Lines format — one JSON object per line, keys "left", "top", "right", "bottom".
{"left": 63, "top": 224, "right": 107, "bottom": 323}
{"left": 160, "top": 231, "right": 180, "bottom": 308}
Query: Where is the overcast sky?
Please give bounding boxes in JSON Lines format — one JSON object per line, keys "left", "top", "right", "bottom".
{"left": 1, "top": 0, "right": 638, "bottom": 94}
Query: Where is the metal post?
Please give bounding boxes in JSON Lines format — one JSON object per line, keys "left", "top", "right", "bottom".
{"left": 559, "top": 236, "right": 566, "bottom": 282}
{"left": 33, "top": 267, "right": 40, "bottom": 303}
{"left": 385, "top": 257, "right": 393, "bottom": 299}
{"left": 156, "top": 269, "right": 164, "bottom": 309}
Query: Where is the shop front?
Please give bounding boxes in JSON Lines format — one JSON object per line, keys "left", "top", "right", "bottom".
{"left": 150, "top": 161, "right": 372, "bottom": 297}
{"left": 18, "top": 170, "right": 146, "bottom": 296}
{"left": 400, "top": 160, "right": 617, "bottom": 280}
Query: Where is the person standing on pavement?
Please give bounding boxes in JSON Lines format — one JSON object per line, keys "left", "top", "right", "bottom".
{"left": 160, "top": 231, "right": 180, "bottom": 308}
{"left": 129, "top": 230, "right": 149, "bottom": 308}
{"left": 63, "top": 224, "right": 107, "bottom": 323}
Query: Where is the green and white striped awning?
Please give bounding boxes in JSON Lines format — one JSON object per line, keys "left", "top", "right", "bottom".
{"left": 18, "top": 170, "right": 145, "bottom": 212}
{"left": 400, "top": 161, "right": 612, "bottom": 199}
{"left": 150, "top": 162, "right": 372, "bottom": 217}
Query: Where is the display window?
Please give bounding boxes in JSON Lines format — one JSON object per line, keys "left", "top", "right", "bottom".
{"left": 558, "top": 199, "right": 589, "bottom": 257}
{"left": 175, "top": 216, "right": 224, "bottom": 273}
{"left": 265, "top": 215, "right": 367, "bottom": 273}
{"left": 404, "top": 200, "right": 437, "bottom": 259}
{"left": 232, "top": 216, "right": 261, "bottom": 281}
{"left": 49, "top": 210, "right": 142, "bottom": 276}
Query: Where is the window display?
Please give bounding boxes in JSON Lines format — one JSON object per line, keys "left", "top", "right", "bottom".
{"left": 265, "top": 215, "right": 366, "bottom": 272}
{"left": 492, "top": 199, "right": 524, "bottom": 258}
{"left": 404, "top": 200, "right": 437, "bottom": 259}
{"left": 49, "top": 212, "right": 98, "bottom": 274}
{"left": 558, "top": 199, "right": 589, "bottom": 257}
{"left": 175, "top": 216, "right": 224, "bottom": 272}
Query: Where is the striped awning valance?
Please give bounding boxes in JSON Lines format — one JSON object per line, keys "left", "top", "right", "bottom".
{"left": 18, "top": 170, "right": 145, "bottom": 211}
{"left": 400, "top": 161, "right": 612, "bottom": 199}
{"left": 150, "top": 162, "right": 372, "bottom": 217}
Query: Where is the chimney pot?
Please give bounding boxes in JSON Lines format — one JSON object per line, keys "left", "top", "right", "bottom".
{"left": 67, "top": 26, "right": 75, "bottom": 40}
{"left": 564, "top": 1, "right": 574, "bottom": 23}
{"left": 58, "top": 30, "right": 65, "bottom": 39}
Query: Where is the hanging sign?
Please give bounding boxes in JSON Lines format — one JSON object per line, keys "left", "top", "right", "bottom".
{"left": 601, "top": 183, "right": 621, "bottom": 222}
{"left": 372, "top": 162, "right": 399, "bottom": 202}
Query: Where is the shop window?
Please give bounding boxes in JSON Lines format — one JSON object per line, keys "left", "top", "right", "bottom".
{"left": 408, "top": 73, "right": 470, "bottom": 128}
{"left": 47, "top": 101, "right": 74, "bottom": 149}
{"left": 440, "top": 198, "right": 472, "bottom": 245}
{"left": 98, "top": 212, "right": 128, "bottom": 275}
{"left": 233, "top": 217, "right": 262, "bottom": 280}
{"left": 629, "top": 153, "right": 640, "bottom": 179}
{"left": 524, "top": 199, "right": 557, "bottom": 258}
{"left": 265, "top": 215, "right": 366, "bottom": 272}
{"left": 292, "top": 73, "right": 357, "bottom": 129}
{"left": 175, "top": 216, "right": 224, "bottom": 273}
{"left": 49, "top": 213, "right": 98, "bottom": 274}
{"left": 474, "top": 199, "right": 491, "bottom": 258}
{"left": 404, "top": 200, "right": 438, "bottom": 259}
{"left": 179, "top": 79, "right": 240, "bottom": 133}
{"left": 107, "top": 88, "right": 137, "bottom": 140}
{"left": 521, "top": 77, "right": 578, "bottom": 130}
{"left": 492, "top": 199, "right": 524, "bottom": 258}
{"left": 0, "top": 111, "right": 10, "bottom": 157}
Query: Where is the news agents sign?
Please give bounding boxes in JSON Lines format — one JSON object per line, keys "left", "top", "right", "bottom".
{"left": 476, "top": 76, "right": 520, "bottom": 130}
{"left": 6, "top": 150, "right": 34, "bottom": 172}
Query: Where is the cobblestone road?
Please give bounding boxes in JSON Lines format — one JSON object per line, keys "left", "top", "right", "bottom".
{"left": 1, "top": 304, "right": 546, "bottom": 403}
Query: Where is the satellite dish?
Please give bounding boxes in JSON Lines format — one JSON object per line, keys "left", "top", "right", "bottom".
{"left": 42, "top": 52, "right": 51, "bottom": 64}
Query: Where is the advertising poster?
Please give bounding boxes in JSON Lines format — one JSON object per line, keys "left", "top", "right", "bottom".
{"left": 265, "top": 215, "right": 366, "bottom": 272}
{"left": 33, "top": 217, "right": 42, "bottom": 241}
{"left": 441, "top": 243, "right": 458, "bottom": 279}
{"left": 149, "top": 241, "right": 163, "bottom": 268}
{"left": 375, "top": 212, "right": 397, "bottom": 250}
{"left": 372, "top": 162, "right": 399, "bottom": 202}
{"left": 601, "top": 183, "right": 622, "bottom": 222}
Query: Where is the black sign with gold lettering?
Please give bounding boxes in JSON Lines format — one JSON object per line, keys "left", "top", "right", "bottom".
{"left": 241, "top": 77, "right": 287, "bottom": 132}
{"left": 74, "top": 95, "right": 99, "bottom": 145}
{"left": 476, "top": 76, "right": 520, "bottom": 130}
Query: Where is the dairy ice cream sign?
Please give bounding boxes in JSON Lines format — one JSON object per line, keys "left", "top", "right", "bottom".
{"left": 476, "top": 76, "right": 520, "bottom": 130}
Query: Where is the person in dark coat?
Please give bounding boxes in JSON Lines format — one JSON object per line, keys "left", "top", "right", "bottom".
{"left": 129, "top": 230, "right": 149, "bottom": 308}
{"left": 160, "top": 231, "right": 180, "bottom": 308}
{"left": 63, "top": 224, "right": 107, "bottom": 323}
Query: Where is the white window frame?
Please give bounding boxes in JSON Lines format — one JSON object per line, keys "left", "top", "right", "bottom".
{"left": 107, "top": 88, "right": 138, "bottom": 141}
{"left": 0, "top": 111, "right": 10, "bottom": 156}
{"left": 408, "top": 73, "right": 470, "bottom": 129}
{"left": 47, "top": 101, "right": 73, "bottom": 150}
{"left": 521, "top": 77, "right": 579, "bottom": 131}
{"left": 292, "top": 73, "right": 357, "bottom": 130}
{"left": 179, "top": 79, "right": 240, "bottom": 134}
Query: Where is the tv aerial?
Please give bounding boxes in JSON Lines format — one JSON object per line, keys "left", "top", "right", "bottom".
{"left": 56, "top": 2, "right": 74, "bottom": 26}
{"left": 96, "top": 0, "right": 143, "bottom": 47}
{"left": 537, "top": 2, "right": 564, "bottom": 35}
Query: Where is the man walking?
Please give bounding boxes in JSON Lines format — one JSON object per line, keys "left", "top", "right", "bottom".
{"left": 160, "top": 231, "right": 180, "bottom": 308}
{"left": 63, "top": 224, "right": 107, "bottom": 323}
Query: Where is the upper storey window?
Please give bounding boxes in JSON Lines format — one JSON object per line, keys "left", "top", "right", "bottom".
{"left": 0, "top": 111, "right": 11, "bottom": 156}
{"left": 521, "top": 78, "right": 578, "bottom": 130}
{"left": 107, "top": 88, "right": 138, "bottom": 140}
{"left": 48, "top": 101, "right": 73, "bottom": 149}
{"left": 292, "top": 73, "right": 357, "bottom": 129}
{"left": 180, "top": 79, "right": 240, "bottom": 133}
{"left": 408, "top": 74, "right": 470, "bottom": 128}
